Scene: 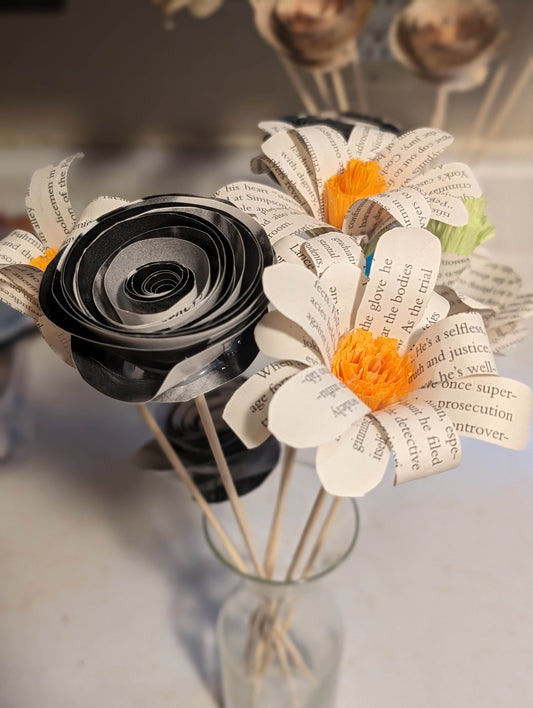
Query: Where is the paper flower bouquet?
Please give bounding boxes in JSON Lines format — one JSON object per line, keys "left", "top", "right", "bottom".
{"left": 2, "top": 117, "right": 531, "bottom": 708}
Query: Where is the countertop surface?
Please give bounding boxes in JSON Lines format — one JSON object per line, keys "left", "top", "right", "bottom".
{"left": 0, "top": 149, "right": 532, "bottom": 708}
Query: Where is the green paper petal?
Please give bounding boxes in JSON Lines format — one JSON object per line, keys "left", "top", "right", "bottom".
{"left": 426, "top": 197, "right": 495, "bottom": 256}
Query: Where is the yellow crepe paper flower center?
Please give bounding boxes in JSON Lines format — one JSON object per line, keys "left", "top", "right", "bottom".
{"left": 324, "top": 158, "right": 387, "bottom": 229}
{"left": 331, "top": 329, "right": 412, "bottom": 411}
{"left": 29, "top": 248, "right": 58, "bottom": 271}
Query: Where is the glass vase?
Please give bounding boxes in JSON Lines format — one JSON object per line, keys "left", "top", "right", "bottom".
{"left": 204, "top": 496, "right": 359, "bottom": 708}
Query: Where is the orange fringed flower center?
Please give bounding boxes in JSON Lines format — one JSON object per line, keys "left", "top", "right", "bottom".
{"left": 324, "top": 158, "right": 387, "bottom": 229}
{"left": 331, "top": 329, "right": 412, "bottom": 411}
{"left": 29, "top": 248, "right": 58, "bottom": 271}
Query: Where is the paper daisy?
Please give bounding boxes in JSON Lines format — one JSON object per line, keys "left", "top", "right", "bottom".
{"left": 0, "top": 154, "right": 129, "bottom": 364}
{"left": 216, "top": 122, "right": 482, "bottom": 260}
{"left": 438, "top": 250, "right": 533, "bottom": 354}
{"left": 224, "top": 227, "right": 532, "bottom": 497}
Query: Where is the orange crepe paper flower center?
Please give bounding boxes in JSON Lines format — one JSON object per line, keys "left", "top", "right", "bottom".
{"left": 331, "top": 329, "right": 413, "bottom": 411}
{"left": 29, "top": 248, "right": 58, "bottom": 271}
{"left": 324, "top": 158, "right": 387, "bottom": 229}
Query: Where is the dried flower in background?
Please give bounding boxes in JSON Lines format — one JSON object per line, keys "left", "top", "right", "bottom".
{"left": 389, "top": 0, "right": 506, "bottom": 88}
{"left": 251, "top": 0, "right": 374, "bottom": 70}
{"left": 153, "top": 0, "right": 224, "bottom": 30}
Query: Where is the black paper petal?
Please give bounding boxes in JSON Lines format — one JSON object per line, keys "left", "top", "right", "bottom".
{"left": 133, "top": 378, "right": 281, "bottom": 502}
{"left": 39, "top": 196, "right": 273, "bottom": 402}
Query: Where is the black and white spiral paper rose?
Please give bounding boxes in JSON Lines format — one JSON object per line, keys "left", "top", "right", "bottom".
{"left": 39, "top": 195, "right": 273, "bottom": 403}
{"left": 134, "top": 378, "right": 280, "bottom": 502}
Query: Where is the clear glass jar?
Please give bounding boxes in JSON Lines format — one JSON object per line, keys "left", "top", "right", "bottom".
{"left": 204, "top": 496, "right": 359, "bottom": 708}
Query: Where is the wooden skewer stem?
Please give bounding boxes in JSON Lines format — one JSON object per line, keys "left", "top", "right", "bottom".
{"left": 195, "top": 394, "right": 264, "bottom": 577}
{"left": 279, "top": 54, "right": 319, "bottom": 114}
{"left": 135, "top": 403, "right": 246, "bottom": 573}
{"left": 331, "top": 68, "right": 349, "bottom": 112}
{"left": 263, "top": 445, "right": 297, "bottom": 578}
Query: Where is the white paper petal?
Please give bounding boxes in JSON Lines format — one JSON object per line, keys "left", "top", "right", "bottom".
{"left": 316, "top": 416, "right": 390, "bottom": 497}
{"left": 25, "top": 153, "right": 82, "bottom": 250}
{"left": 0, "top": 275, "right": 41, "bottom": 320}
{"left": 412, "top": 375, "right": 532, "bottom": 451}
{"left": 375, "top": 129, "right": 453, "bottom": 189}
{"left": 404, "top": 290, "right": 450, "bottom": 351}
{"left": 0, "top": 229, "right": 45, "bottom": 267}
{"left": 409, "top": 162, "right": 482, "bottom": 199}
{"left": 428, "top": 194, "right": 469, "bottom": 226}
{"left": 258, "top": 120, "right": 293, "bottom": 135}
{"left": 372, "top": 399, "right": 461, "bottom": 485}
{"left": 342, "top": 198, "right": 390, "bottom": 240}
{"left": 37, "top": 316, "right": 73, "bottom": 366}
{"left": 409, "top": 312, "right": 498, "bottom": 389}
{"left": 260, "top": 212, "right": 332, "bottom": 245}
{"left": 273, "top": 235, "right": 315, "bottom": 269}
{"left": 487, "top": 322, "right": 529, "bottom": 354}
{"left": 455, "top": 259, "right": 522, "bottom": 312}
{"left": 79, "top": 196, "right": 130, "bottom": 222}
{"left": 302, "top": 232, "right": 364, "bottom": 276}
{"left": 488, "top": 293, "right": 533, "bottom": 328}
{"left": 319, "top": 262, "right": 364, "bottom": 336}
{"left": 262, "top": 264, "right": 340, "bottom": 365}
{"left": 254, "top": 311, "right": 323, "bottom": 366}
{"left": 355, "top": 227, "right": 441, "bottom": 353}
{"left": 65, "top": 197, "right": 132, "bottom": 247}
{"left": 347, "top": 124, "right": 396, "bottom": 161}
{"left": 294, "top": 125, "right": 348, "bottom": 213}
{"left": 268, "top": 364, "right": 369, "bottom": 447}
{"left": 222, "top": 360, "right": 304, "bottom": 448}
{"left": 367, "top": 187, "right": 432, "bottom": 229}
{"left": 437, "top": 253, "right": 470, "bottom": 287}
{"left": 260, "top": 131, "right": 322, "bottom": 217}
{"left": 215, "top": 181, "right": 306, "bottom": 216}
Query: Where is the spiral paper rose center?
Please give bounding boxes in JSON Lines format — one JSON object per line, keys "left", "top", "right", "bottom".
{"left": 29, "top": 247, "right": 57, "bottom": 271}
{"left": 331, "top": 329, "right": 412, "bottom": 411}
{"left": 324, "top": 159, "right": 387, "bottom": 229}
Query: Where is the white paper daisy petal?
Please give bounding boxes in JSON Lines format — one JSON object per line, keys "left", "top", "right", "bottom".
{"left": 319, "top": 262, "right": 364, "bottom": 336}
{"left": 255, "top": 310, "right": 323, "bottom": 366}
{"left": 404, "top": 290, "right": 450, "bottom": 351}
{"left": 375, "top": 129, "right": 453, "bottom": 190}
{"left": 369, "top": 187, "right": 432, "bottom": 229}
{"left": 261, "top": 131, "right": 322, "bottom": 218}
{"left": 268, "top": 364, "right": 369, "bottom": 447}
{"left": 372, "top": 399, "right": 461, "bottom": 485}
{"left": 258, "top": 120, "right": 293, "bottom": 135}
{"left": 0, "top": 229, "right": 46, "bottom": 267}
{"left": 412, "top": 375, "right": 532, "bottom": 451}
{"left": 487, "top": 322, "right": 529, "bottom": 354}
{"left": 428, "top": 194, "right": 469, "bottom": 226}
{"left": 0, "top": 275, "right": 41, "bottom": 319}
{"left": 316, "top": 416, "right": 391, "bottom": 497}
{"left": 347, "top": 124, "right": 396, "bottom": 161}
{"left": 215, "top": 181, "right": 306, "bottom": 216}
{"left": 294, "top": 126, "right": 348, "bottom": 212}
{"left": 302, "top": 232, "right": 364, "bottom": 276}
{"left": 262, "top": 263, "right": 340, "bottom": 365}
{"left": 354, "top": 227, "right": 441, "bottom": 353}
{"left": 342, "top": 198, "right": 391, "bottom": 240}
{"left": 488, "top": 293, "right": 533, "bottom": 328}
{"left": 273, "top": 235, "right": 315, "bottom": 269}
{"left": 259, "top": 212, "right": 332, "bottom": 245}
{"left": 37, "top": 316, "right": 73, "bottom": 367}
{"left": 25, "top": 153, "right": 82, "bottom": 250}
{"left": 455, "top": 259, "right": 522, "bottom": 312}
{"left": 222, "top": 359, "right": 304, "bottom": 448}
{"left": 409, "top": 162, "right": 482, "bottom": 199}
{"left": 437, "top": 253, "right": 471, "bottom": 287}
{"left": 409, "top": 312, "right": 498, "bottom": 389}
